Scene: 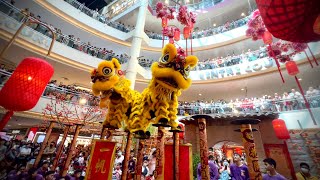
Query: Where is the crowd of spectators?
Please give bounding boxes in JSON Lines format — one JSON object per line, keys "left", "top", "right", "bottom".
{"left": 139, "top": 46, "right": 268, "bottom": 70}
{"left": 0, "top": 137, "right": 90, "bottom": 179}
{"left": 178, "top": 87, "right": 320, "bottom": 116}
{"left": 145, "top": 16, "right": 250, "bottom": 40}
{"left": 1, "top": 0, "right": 130, "bottom": 64}
{"left": 2, "top": 64, "right": 319, "bottom": 117}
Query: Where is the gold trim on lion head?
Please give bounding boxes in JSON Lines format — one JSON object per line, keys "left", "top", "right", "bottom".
{"left": 151, "top": 43, "right": 198, "bottom": 91}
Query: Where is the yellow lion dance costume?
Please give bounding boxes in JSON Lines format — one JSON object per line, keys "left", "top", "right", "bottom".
{"left": 128, "top": 43, "right": 198, "bottom": 134}
{"left": 91, "top": 58, "right": 140, "bottom": 129}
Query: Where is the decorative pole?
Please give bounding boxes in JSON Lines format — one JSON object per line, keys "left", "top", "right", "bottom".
{"left": 121, "top": 131, "right": 133, "bottom": 180}
{"left": 34, "top": 121, "right": 55, "bottom": 167}
{"left": 173, "top": 131, "right": 180, "bottom": 180}
{"left": 154, "top": 126, "right": 166, "bottom": 180}
{"left": 197, "top": 118, "right": 210, "bottom": 180}
{"left": 231, "top": 118, "right": 262, "bottom": 180}
{"left": 62, "top": 123, "right": 82, "bottom": 177}
{"left": 52, "top": 123, "right": 71, "bottom": 170}
{"left": 135, "top": 139, "right": 145, "bottom": 180}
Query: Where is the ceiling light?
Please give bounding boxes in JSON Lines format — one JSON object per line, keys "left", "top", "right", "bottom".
{"left": 298, "top": 78, "right": 302, "bottom": 81}
{"left": 241, "top": 12, "right": 245, "bottom": 16}
{"left": 199, "top": 93, "right": 202, "bottom": 96}
{"left": 165, "top": 0, "right": 169, "bottom": 4}
{"left": 186, "top": 0, "right": 189, "bottom": 3}
{"left": 7, "top": 125, "right": 11, "bottom": 127}
{"left": 27, "top": 76, "right": 32, "bottom": 81}
{"left": 18, "top": 124, "right": 22, "bottom": 125}
{"left": 213, "top": 23, "right": 216, "bottom": 27}
{"left": 241, "top": 88, "right": 245, "bottom": 91}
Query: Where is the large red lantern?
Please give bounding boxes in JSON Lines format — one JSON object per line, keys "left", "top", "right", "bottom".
{"left": 174, "top": 28, "right": 180, "bottom": 41}
{"left": 183, "top": 26, "right": 191, "bottom": 39}
{"left": 262, "top": 31, "right": 273, "bottom": 44}
{"left": 285, "top": 61, "right": 299, "bottom": 76}
{"left": 162, "top": 17, "right": 168, "bottom": 28}
{"left": 272, "top": 119, "right": 290, "bottom": 140}
{"left": 256, "top": 0, "right": 320, "bottom": 42}
{"left": 0, "top": 57, "right": 54, "bottom": 130}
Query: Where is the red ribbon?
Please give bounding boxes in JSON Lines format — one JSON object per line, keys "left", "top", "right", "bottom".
{"left": 268, "top": 44, "right": 285, "bottom": 83}
{"left": 307, "top": 45, "right": 319, "bottom": 66}
{"left": 304, "top": 50, "right": 314, "bottom": 68}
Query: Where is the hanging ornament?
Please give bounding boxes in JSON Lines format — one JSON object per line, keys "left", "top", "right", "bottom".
{"left": 169, "top": 38, "right": 174, "bottom": 44}
{"left": 183, "top": 26, "right": 191, "bottom": 39}
{"left": 285, "top": 61, "right": 299, "bottom": 76}
{"left": 174, "top": 28, "right": 180, "bottom": 41}
{"left": 162, "top": 17, "right": 168, "bottom": 28}
{"left": 272, "top": 119, "right": 290, "bottom": 140}
{"left": 262, "top": 31, "right": 273, "bottom": 44}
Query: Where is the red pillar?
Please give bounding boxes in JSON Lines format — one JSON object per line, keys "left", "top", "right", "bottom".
{"left": 0, "top": 110, "right": 14, "bottom": 131}
{"left": 198, "top": 118, "right": 209, "bottom": 180}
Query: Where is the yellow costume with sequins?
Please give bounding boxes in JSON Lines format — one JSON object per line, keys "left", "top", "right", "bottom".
{"left": 91, "top": 58, "right": 140, "bottom": 129}
{"left": 128, "top": 44, "right": 198, "bottom": 132}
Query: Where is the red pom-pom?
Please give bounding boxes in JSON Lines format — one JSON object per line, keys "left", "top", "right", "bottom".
{"left": 117, "top": 70, "right": 124, "bottom": 76}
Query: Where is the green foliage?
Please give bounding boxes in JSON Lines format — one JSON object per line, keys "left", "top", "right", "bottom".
{"left": 192, "top": 153, "right": 200, "bottom": 179}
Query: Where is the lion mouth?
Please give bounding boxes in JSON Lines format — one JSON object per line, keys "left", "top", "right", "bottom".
{"left": 156, "top": 78, "right": 178, "bottom": 88}
{"left": 100, "top": 89, "right": 114, "bottom": 99}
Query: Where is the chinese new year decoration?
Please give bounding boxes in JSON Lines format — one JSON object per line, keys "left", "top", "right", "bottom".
{"left": 272, "top": 119, "right": 290, "bottom": 140}
{"left": 0, "top": 57, "right": 54, "bottom": 131}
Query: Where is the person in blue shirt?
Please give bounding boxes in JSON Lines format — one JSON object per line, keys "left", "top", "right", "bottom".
{"left": 262, "top": 158, "right": 286, "bottom": 180}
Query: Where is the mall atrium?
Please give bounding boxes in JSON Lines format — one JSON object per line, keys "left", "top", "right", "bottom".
{"left": 0, "top": 0, "right": 319, "bottom": 179}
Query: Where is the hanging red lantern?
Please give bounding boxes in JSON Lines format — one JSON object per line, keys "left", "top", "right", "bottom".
{"left": 183, "top": 26, "right": 191, "bottom": 39}
{"left": 285, "top": 61, "right": 299, "bottom": 76}
{"left": 272, "top": 119, "right": 290, "bottom": 140}
{"left": 174, "top": 28, "right": 180, "bottom": 41}
{"left": 178, "top": 123, "right": 185, "bottom": 139}
{"left": 234, "top": 147, "right": 242, "bottom": 155}
{"left": 262, "top": 31, "right": 273, "bottom": 44}
{"left": 0, "top": 57, "right": 54, "bottom": 111}
{"left": 162, "top": 17, "right": 168, "bottom": 28}
{"left": 256, "top": 0, "right": 320, "bottom": 42}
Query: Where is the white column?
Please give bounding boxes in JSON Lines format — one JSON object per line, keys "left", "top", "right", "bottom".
{"left": 126, "top": 0, "right": 148, "bottom": 89}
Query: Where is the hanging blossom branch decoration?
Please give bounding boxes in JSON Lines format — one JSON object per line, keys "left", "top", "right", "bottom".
{"left": 245, "top": 10, "right": 266, "bottom": 41}
{"left": 155, "top": 2, "right": 175, "bottom": 19}
{"left": 176, "top": 5, "right": 196, "bottom": 27}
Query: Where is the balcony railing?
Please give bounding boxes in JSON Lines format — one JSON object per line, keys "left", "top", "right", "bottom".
{"left": 1, "top": 70, "right": 319, "bottom": 117}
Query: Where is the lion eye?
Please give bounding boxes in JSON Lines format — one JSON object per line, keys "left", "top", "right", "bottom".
{"left": 160, "top": 53, "right": 170, "bottom": 64}
{"left": 102, "top": 67, "right": 112, "bottom": 76}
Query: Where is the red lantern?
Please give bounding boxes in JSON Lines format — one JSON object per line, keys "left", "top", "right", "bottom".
{"left": 0, "top": 57, "right": 54, "bottom": 111}
{"left": 178, "top": 123, "right": 185, "bottom": 139}
{"left": 174, "top": 28, "right": 180, "bottom": 41}
{"left": 285, "top": 61, "right": 299, "bottom": 76}
{"left": 262, "top": 31, "right": 273, "bottom": 44}
{"left": 234, "top": 147, "right": 242, "bottom": 155}
{"left": 256, "top": 0, "right": 320, "bottom": 42}
{"left": 183, "top": 26, "right": 191, "bottom": 39}
{"left": 162, "top": 17, "right": 168, "bottom": 28}
{"left": 272, "top": 119, "right": 290, "bottom": 140}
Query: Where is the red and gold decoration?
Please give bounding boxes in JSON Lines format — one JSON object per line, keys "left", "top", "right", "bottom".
{"left": 86, "top": 140, "right": 117, "bottom": 180}
{"left": 255, "top": 0, "right": 320, "bottom": 43}
{"left": 154, "top": 126, "right": 165, "bottom": 179}
{"left": 272, "top": 119, "right": 290, "bottom": 140}
{"left": 164, "top": 144, "right": 193, "bottom": 180}
{"left": 53, "top": 124, "right": 72, "bottom": 170}
{"left": 197, "top": 118, "right": 210, "bottom": 179}
{"left": 135, "top": 139, "right": 145, "bottom": 180}
{"left": 121, "top": 132, "right": 133, "bottom": 180}
{"left": 232, "top": 119, "right": 262, "bottom": 180}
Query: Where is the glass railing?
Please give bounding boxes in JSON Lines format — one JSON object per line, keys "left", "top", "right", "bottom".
{"left": 2, "top": 70, "right": 319, "bottom": 117}
{"left": 103, "top": 0, "right": 139, "bottom": 19}
{"left": 64, "top": 0, "right": 136, "bottom": 32}
{"left": 0, "top": 0, "right": 130, "bottom": 64}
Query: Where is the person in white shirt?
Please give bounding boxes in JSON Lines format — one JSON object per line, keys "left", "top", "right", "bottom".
{"left": 114, "top": 151, "right": 124, "bottom": 166}
{"left": 17, "top": 142, "right": 32, "bottom": 166}
{"left": 141, "top": 159, "right": 150, "bottom": 180}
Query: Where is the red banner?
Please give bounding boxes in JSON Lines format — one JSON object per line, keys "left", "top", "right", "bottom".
{"left": 164, "top": 144, "right": 193, "bottom": 180}
{"left": 85, "top": 140, "right": 116, "bottom": 180}
{"left": 27, "top": 127, "right": 38, "bottom": 142}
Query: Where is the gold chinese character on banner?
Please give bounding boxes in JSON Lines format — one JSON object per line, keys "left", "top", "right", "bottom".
{"left": 95, "top": 159, "right": 106, "bottom": 173}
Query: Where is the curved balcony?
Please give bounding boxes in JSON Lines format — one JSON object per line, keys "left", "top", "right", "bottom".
{"left": 1, "top": 69, "right": 319, "bottom": 130}
{"left": 35, "top": 0, "right": 250, "bottom": 50}
{"left": 1, "top": 2, "right": 319, "bottom": 82}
